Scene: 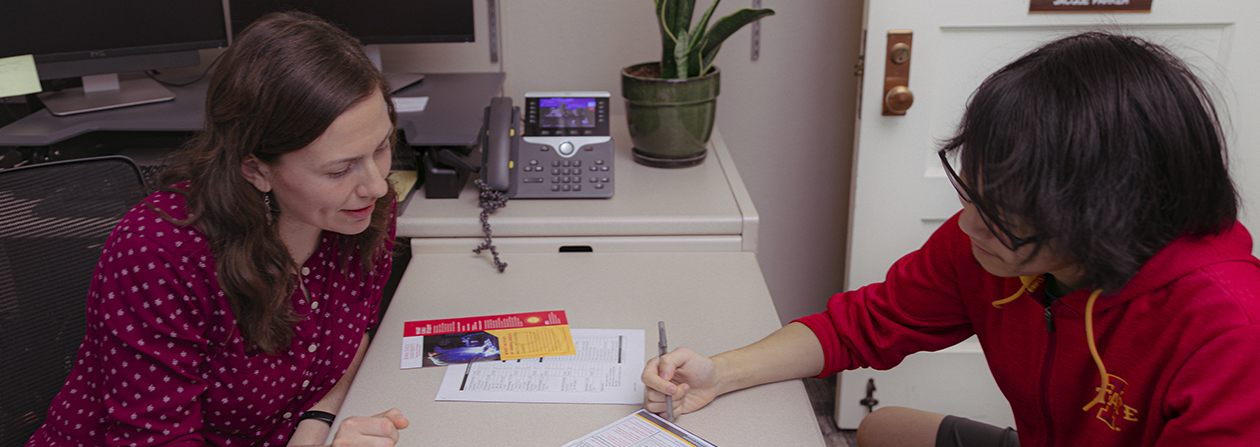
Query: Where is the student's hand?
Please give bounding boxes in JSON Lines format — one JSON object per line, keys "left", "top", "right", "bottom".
{"left": 329, "top": 408, "right": 409, "bottom": 447}
{"left": 642, "top": 347, "right": 726, "bottom": 417}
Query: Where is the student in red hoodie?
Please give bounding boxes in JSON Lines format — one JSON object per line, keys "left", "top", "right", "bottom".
{"left": 642, "top": 32, "right": 1260, "bottom": 447}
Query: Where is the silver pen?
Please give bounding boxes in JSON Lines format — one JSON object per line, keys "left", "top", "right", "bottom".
{"left": 658, "top": 321, "right": 675, "bottom": 422}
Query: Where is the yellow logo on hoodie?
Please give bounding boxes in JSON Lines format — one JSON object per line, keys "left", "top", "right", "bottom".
{"left": 1091, "top": 374, "right": 1140, "bottom": 431}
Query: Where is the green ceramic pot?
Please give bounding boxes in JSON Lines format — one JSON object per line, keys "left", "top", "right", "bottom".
{"left": 621, "top": 62, "right": 720, "bottom": 168}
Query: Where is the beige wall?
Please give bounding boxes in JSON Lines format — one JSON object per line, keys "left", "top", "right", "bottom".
{"left": 384, "top": 0, "right": 864, "bottom": 324}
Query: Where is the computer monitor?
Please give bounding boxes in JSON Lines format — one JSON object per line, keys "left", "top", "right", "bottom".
{"left": 229, "top": 0, "right": 476, "bottom": 91}
{"left": 0, "top": 0, "right": 229, "bottom": 116}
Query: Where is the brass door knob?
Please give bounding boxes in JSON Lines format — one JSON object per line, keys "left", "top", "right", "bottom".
{"left": 884, "top": 85, "right": 914, "bottom": 114}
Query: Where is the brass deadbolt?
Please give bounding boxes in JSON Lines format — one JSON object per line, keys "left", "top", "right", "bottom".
{"left": 891, "top": 43, "right": 911, "bottom": 64}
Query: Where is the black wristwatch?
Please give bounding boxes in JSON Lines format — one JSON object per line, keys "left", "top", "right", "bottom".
{"left": 297, "top": 410, "right": 337, "bottom": 427}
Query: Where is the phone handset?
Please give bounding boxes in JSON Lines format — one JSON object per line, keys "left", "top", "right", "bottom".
{"left": 481, "top": 96, "right": 519, "bottom": 192}
{"left": 475, "top": 96, "right": 518, "bottom": 273}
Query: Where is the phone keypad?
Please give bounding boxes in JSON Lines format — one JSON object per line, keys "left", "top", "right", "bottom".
{"left": 511, "top": 140, "right": 613, "bottom": 198}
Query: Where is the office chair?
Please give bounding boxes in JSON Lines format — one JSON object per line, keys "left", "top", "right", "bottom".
{"left": 0, "top": 156, "right": 145, "bottom": 445}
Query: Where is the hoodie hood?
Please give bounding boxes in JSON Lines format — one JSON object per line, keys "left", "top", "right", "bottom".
{"left": 1087, "top": 223, "right": 1257, "bottom": 312}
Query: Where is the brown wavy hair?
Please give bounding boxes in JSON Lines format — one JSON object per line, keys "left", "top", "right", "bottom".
{"left": 150, "top": 11, "right": 397, "bottom": 354}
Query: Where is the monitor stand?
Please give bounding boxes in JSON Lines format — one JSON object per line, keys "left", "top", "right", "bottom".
{"left": 37, "top": 73, "right": 175, "bottom": 116}
{"left": 385, "top": 73, "right": 426, "bottom": 93}
{"left": 362, "top": 44, "right": 425, "bottom": 93}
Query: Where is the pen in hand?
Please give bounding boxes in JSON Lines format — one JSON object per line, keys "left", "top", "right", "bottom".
{"left": 658, "top": 321, "right": 675, "bottom": 422}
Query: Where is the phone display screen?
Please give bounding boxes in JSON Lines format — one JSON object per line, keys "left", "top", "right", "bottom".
{"left": 538, "top": 98, "right": 597, "bottom": 129}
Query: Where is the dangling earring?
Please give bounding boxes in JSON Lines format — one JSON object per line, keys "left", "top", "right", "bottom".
{"left": 262, "top": 191, "right": 274, "bottom": 224}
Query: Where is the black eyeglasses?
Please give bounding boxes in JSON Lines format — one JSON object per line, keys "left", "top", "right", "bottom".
{"left": 938, "top": 150, "right": 1036, "bottom": 251}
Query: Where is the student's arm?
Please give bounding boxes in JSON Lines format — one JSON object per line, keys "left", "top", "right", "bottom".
{"left": 1156, "top": 325, "right": 1260, "bottom": 446}
{"left": 641, "top": 322, "right": 824, "bottom": 416}
{"left": 642, "top": 215, "right": 982, "bottom": 417}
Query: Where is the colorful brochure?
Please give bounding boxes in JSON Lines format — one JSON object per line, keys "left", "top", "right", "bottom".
{"left": 400, "top": 310, "right": 575, "bottom": 369}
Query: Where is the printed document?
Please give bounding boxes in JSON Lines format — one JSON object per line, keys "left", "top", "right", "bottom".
{"left": 435, "top": 328, "right": 644, "bottom": 404}
{"left": 562, "top": 409, "right": 718, "bottom": 447}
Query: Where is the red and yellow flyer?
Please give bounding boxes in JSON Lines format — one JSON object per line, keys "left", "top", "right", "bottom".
{"left": 400, "top": 310, "right": 575, "bottom": 369}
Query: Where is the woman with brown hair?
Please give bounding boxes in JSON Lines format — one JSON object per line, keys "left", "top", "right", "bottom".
{"left": 29, "top": 12, "right": 408, "bottom": 446}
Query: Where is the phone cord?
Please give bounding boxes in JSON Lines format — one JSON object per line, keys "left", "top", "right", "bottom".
{"left": 473, "top": 179, "right": 509, "bottom": 272}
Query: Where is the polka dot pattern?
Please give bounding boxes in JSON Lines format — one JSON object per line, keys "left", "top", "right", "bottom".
{"left": 27, "top": 190, "right": 395, "bottom": 446}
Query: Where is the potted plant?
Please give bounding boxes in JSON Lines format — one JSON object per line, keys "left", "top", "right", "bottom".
{"left": 622, "top": 0, "right": 774, "bottom": 167}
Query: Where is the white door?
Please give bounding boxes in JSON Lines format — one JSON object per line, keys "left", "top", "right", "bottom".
{"left": 839, "top": 0, "right": 1260, "bottom": 429}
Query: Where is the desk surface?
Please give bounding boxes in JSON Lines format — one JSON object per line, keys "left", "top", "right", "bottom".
{"left": 391, "top": 72, "right": 503, "bottom": 147}
{"left": 398, "top": 122, "right": 758, "bottom": 249}
{"left": 334, "top": 248, "right": 825, "bottom": 446}
{"left": 0, "top": 74, "right": 208, "bottom": 147}
{"left": 0, "top": 72, "right": 503, "bottom": 148}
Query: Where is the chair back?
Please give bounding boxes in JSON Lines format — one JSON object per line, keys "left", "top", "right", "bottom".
{"left": 0, "top": 156, "right": 145, "bottom": 445}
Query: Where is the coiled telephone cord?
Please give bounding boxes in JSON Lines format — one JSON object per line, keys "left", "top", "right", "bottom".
{"left": 473, "top": 179, "right": 508, "bottom": 272}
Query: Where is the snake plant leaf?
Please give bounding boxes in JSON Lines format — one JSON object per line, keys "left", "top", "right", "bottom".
{"left": 656, "top": 0, "right": 679, "bottom": 78}
{"left": 688, "top": 0, "right": 720, "bottom": 49}
{"left": 673, "top": 31, "right": 692, "bottom": 79}
{"left": 699, "top": 8, "right": 776, "bottom": 69}
{"left": 684, "top": 0, "right": 720, "bottom": 77}
{"left": 654, "top": 0, "right": 773, "bottom": 79}
{"left": 699, "top": 43, "right": 721, "bottom": 76}
{"left": 668, "top": 0, "right": 696, "bottom": 42}
{"left": 660, "top": 0, "right": 697, "bottom": 78}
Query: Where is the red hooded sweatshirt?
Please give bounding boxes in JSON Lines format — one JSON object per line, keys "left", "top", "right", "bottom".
{"left": 796, "top": 213, "right": 1260, "bottom": 446}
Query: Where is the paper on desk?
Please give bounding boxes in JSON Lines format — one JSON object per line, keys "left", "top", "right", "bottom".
{"left": 562, "top": 409, "right": 718, "bottom": 447}
{"left": 436, "top": 328, "right": 645, "bottom": 405}
{"left": 389, "top": 170, "right": 417, "bottom": 202}
{"left": 392, "top": 96, "right": 428, "bottom": 112}
{"left": 0, "top": 55, "right": 42, "bottom": 98}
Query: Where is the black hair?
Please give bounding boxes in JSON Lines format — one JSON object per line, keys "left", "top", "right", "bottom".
{"left": 940, "top": 31, "right": 1237, "bottom": 292}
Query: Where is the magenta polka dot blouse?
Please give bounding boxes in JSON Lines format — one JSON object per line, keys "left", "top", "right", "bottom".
{"left": 27, "top": 190, "right": 395, "bottom": 446}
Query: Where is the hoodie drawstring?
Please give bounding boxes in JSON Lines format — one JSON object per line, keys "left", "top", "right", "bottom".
{"left": 989, "top": 276, "right": 1109, "bottom": 412}
{"left": 1081, "top": 289, "right": 1108, "bottom": 411}
{"left": 991, "top": 275, "right": 1045, "bottom": 308}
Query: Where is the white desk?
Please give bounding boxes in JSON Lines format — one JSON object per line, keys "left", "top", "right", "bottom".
{"left": 335, "top": 120, "right": 823, "bottom": 445}
{"left": 395, "top": 120, "right": 758, "bottom": 254}
{"left": 335, "top": 251, "right": 825, "bottom": 446}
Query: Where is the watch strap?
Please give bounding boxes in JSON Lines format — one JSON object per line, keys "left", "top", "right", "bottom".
{"left": 297, "top": 410, "right": 336, "bottom": 427}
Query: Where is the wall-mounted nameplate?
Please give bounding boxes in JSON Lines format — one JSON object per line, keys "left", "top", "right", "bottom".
{"left": 1030, "top": 0, "right": 1151, "bottom": 13}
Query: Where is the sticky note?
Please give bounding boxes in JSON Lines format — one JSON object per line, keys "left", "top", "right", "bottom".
{"left": 392, "top": 96, "right": 428, "bottom": 112}
{"left": 389, "top": 170, "right": 418, "bottom": 202}
{"left": 0, "top": 55, "right": 42, "bottom": 98}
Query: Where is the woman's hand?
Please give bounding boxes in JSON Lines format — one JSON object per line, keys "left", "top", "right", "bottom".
{"left": 329, "top": 408, "right": 409, "bottom": 447}
{"left": 641, "top": 347, "right": 727, "bottom": 417}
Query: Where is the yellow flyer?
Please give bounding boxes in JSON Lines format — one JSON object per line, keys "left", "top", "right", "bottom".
{"left": 400, "top": 310, "right": 575, "bottom": 369}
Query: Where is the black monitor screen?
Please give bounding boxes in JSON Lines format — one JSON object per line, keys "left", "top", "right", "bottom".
{"left": 230, "top": 0, "right": 475, "bottom": 44}
{"left": 0, "top": 1, "right": 227, "bottom": 64}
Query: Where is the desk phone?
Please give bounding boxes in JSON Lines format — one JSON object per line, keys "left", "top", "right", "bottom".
{"left": 481, "top": 92, "right": 614, "bottom": 199}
